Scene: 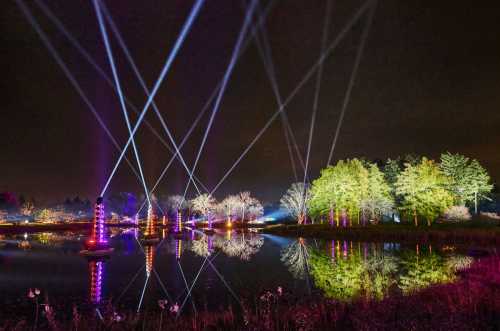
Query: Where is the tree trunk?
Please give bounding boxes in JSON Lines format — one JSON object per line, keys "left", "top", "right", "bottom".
{"left": 413, "top": 209, "right": 418, "bottom": 227}
{"left": 474, "top": 191, "right": 478, "bottom": 214}
{"left": 335, "top": 208, "right": 340, "bottom": 227}
{"left": 427, "top": 218, "right": 431, "bottom": 227}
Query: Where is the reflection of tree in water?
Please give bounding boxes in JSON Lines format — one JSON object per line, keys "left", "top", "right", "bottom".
{"left": 308, "top": 242, "right": 467, "bottom": 301}
{"left": 190, "top": 236, "right": 210, "bottom": 257}
{"left": 190, "top": 234, "right": 263, "bottom": 261}
{"left": 281, "top": 238, "right": 310, "bottom": 280}
{"left": 398, "top": 251, "right": 457, "bottom": 294}
{"left": 214, "top": 234, "right": 263, "bottom": 261}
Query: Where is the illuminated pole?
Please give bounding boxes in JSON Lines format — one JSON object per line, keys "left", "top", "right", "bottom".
{"left": 162, "top": 215, "right": 167, "bottom": 226}
{"left": 90, "top": 197, "right": 107, "bottom": 248}
{"left": 176, "top": 210, "right": 182, "bottom": 233}
{"left": 145, "top": 203, "right": 155, "bottom": 237}
{"left": 207, "top": 212, "right": 212, "bottom": 230}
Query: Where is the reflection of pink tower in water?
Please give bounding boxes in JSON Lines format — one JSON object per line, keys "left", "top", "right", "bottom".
{"left": 89, "top": 260, "right": 104, "bottom": 304}
{"left": 145, "top": 245, "right": 154, "bottom": 277}
{"left": 89, "top": 197, "right": 107, "bottom": 248}
{"left": 175, "top": 239, "right": 182, "bottom": 260}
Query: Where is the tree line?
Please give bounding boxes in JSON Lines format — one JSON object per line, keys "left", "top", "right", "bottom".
{"left": 280, "top": 152, "right": 493, "bottom": 226}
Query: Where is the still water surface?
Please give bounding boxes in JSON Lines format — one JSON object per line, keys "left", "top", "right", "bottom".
{"left": 0, "top": 228, "right": 481, "bottom": 315}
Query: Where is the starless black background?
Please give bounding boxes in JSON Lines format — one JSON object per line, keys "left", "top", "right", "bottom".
{"left": 1, "top": 0, "right": 499, "bottom": 204}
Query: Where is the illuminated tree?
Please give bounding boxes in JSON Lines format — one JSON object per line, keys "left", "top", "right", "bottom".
{"left": 236, "top": 191, "right": 260, "bottom": 222}
{"left": 247, "top": 203, "right": 264, "bottom": 221}
{"left": 219, "top": 195, "right": 240, "bottom": 224}
{"left": 20, "top": 201, "right": 35, "bottom": 216}
{"left": 309, "top": 159, "right": 368, "bottom": 225}
{"left": 280, "top": 183, "right": 311, "bottom": 224}
{"left": 190, "top": 194, "right": 216, "bottom": 221}
{"left": 440, "top": 152, "right": 493, "bottom": 213}
{"left": 395, "top": 158, "right": 454, "bottom": 226}
{"left": 167, "top": 195, "right": 189, "bottom": 213}
{"left": 361, "top": 164, "right": 394, "bottom": 222}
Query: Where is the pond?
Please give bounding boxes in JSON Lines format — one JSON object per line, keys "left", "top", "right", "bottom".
{"left": 0, "top": 228, "right": 488, "bottom": 319}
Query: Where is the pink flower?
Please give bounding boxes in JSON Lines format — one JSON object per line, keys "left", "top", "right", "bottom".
{"left": 158, "top": 299, "right": 168, "bottom": 310}
{"left": 113, "top": 312, "right": 123, "bottom": 322}
{"left": 169, "top": 303, "right": 179, "bottom": 314}
{"left": 277, "top": 286, "right": 283, "bottom": 296}
{"left": 34, "top": 288, "right": 40, "bottom": 296}
{"left": 27, "top": 289, "right": 35, "bottom": 298}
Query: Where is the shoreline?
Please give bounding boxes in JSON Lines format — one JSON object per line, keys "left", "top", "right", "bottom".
{"left": 262, "top": 222, "right": 500, "bottom": 245}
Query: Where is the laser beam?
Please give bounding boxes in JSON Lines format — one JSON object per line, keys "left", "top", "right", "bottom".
{"left": 15, "top": 0, "right": 145, "bottom": 192}
{"left": 100, "top": 2, "right": 205, "bottom": 196}
{"left": 327, "top": 0, "right": 377, "bottom": 166}
{"left": 181, "top": 0, "right": 258, "bottom": 202}
{"left": 101, "top": 0, "right": 205, "bottom": 196}
{"left": 211, "top": 0, "right": 375, "bottom": 195}
{"left": 94, "top": 0, "right": 152, "bottom": 206}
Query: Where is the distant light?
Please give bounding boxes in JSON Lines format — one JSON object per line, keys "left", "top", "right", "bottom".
{"left": 24, "top": 220, "right": 29, "bottom": 224}
{"left": 24, "top": 232, "right": 28, "bottom": 240}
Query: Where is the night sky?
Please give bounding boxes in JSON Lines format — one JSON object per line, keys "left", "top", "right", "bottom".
{"left": 1, "top": 0, "right": 499, "bottom": 204}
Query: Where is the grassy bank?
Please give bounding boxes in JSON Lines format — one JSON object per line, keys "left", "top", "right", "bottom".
{"left": 262, "top": 221, "right": 500, "bottom": 245}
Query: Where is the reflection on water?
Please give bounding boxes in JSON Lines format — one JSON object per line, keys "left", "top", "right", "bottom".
{"left": 0, "top": 230, "right": 479, "bottom": 314}
{"left": 295, "top": 239, "right": 474, "bottom": 300}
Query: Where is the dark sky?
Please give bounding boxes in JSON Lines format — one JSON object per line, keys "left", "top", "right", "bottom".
{"left": 1, "top": 0, "right": 500, "bottom": 204}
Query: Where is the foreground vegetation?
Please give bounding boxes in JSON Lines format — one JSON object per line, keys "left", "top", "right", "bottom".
{"left": 2, "top": 256, "right": 499, "bottom": 330}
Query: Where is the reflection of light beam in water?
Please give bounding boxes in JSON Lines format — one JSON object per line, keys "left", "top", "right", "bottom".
{"left": 15, "top": 0, "right": 144, "bottom": 186}
{"left": 114, "top": 264, "right": 144, "bottom": 305}
{"left": 327, "top": 1, "right": 377, "bottom": 165}
{"left": 206, "top": 258, "right": 243, "bottom": 309}
{"left": 100, "top": 3, "right": 206, "bottom": 197}
{"left": 93, "top": 0, "right": 151, "bottom": 206}
{"left": 181, "top": 0, "right": 258, "bottom": 202}
{"left": 101, "top": 0, "right": 206, "bottom": 196}
{"left": 177, "top": 251, "right": 219, "bottom": 317}
{"left": 137, "top": 274, "right": 150, "bottom": 313}
{"left": 152, "top": 268, "right": 173, "bottom": 303}
{"left": 210, "top": 0, "right": 374, "bottom": 195}
{"left": 177, "top": 260, "right": 197, "bottom": 314}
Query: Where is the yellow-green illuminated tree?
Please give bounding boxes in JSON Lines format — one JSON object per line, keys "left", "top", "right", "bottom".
{"left": 395, "top": 158, "right": 454, "bottom": 226}
{"left": 440, "top": 152, "right": 493, "bottom": 214}
{"left": 309, "top": 159, "right": 369, "bottom": 225}
{"left": 361, "top": 164, "right": 394, "bottom": 221}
